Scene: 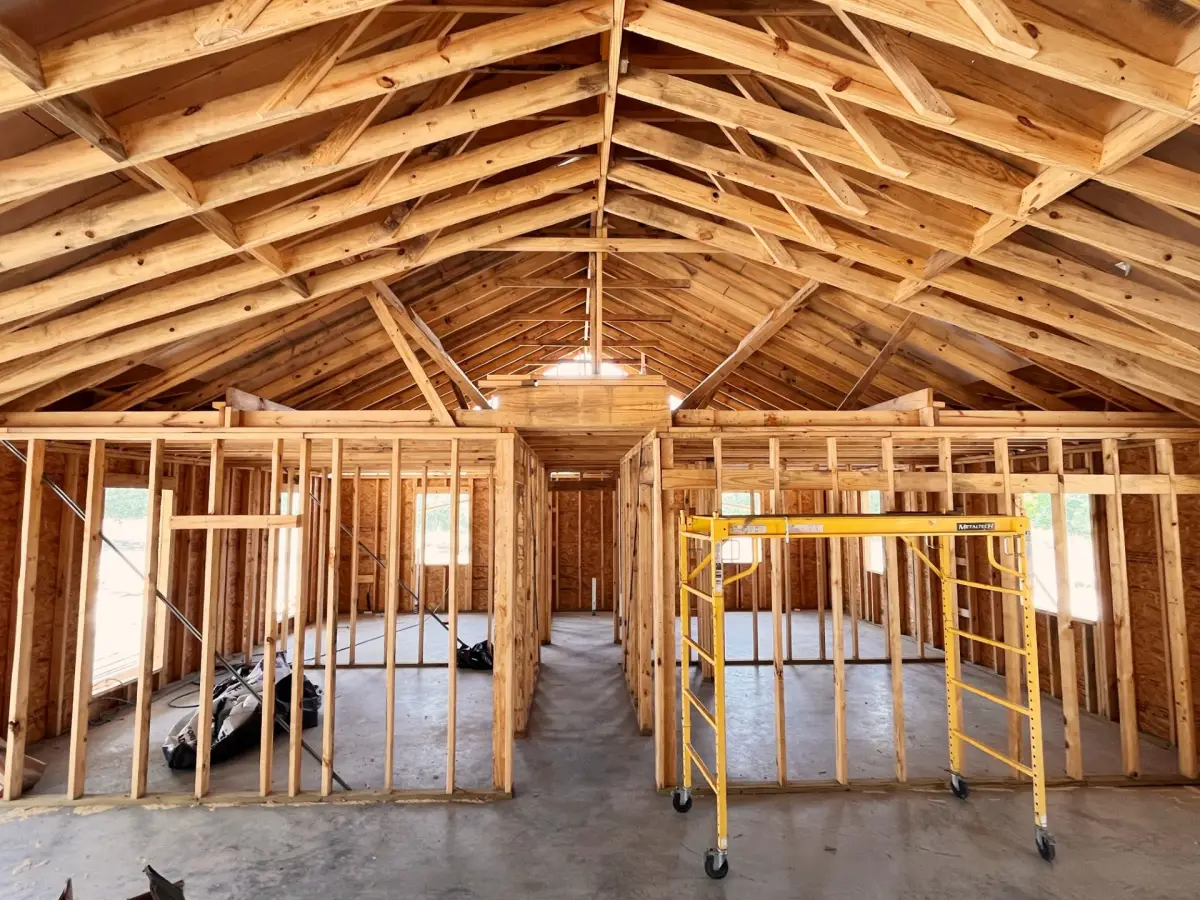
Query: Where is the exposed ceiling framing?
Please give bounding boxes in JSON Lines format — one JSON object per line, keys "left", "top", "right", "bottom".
{"left": 2, "top": 0, "right": 1200, "bottom": 418}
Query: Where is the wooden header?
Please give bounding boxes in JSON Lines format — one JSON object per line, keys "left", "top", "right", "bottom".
{"left": 170, "top": 514, "right": 301, "bottom": 530}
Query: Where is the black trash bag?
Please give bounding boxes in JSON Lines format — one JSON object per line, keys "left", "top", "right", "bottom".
{"left": 456, "top": 639, "right": 493, "bottom": 671}
{"left": 162, "top": 654, "right": 320, "bottom": 770}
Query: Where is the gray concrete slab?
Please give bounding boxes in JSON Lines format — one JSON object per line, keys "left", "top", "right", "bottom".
{"left": 3, "top": 614, "right": 1198, "bottom": 899}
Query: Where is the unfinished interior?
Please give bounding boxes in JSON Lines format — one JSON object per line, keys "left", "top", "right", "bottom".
{"left": 3, "top": 0, "right": 1200, "bottom": 893}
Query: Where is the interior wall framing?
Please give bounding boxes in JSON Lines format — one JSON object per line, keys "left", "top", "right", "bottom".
{"left": 613, "top": 409, "right": 1200, "bottom": 791}
{"left": 0, "top": 412, "right": 548, "bottom": 809}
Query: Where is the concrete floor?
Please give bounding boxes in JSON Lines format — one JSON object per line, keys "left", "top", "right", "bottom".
{"left": 698, "top": 611, "right": 1179, "bottom": 783}
{"left": 4, "top": 614, "right": 1200, "bottom": 898}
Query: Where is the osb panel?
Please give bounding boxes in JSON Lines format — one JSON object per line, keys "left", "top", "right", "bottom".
{"left": 400, "top": 476, "right": 491, "bottom": 614}
{"left": 789, "top": 489, "right": 820, "bottom": 611}
{"left": 336, "top": 475, "right": 390, "bottom": 617}
{"left": 553, "top": 489, "right": 615, "bottom": 611}
{"left": 24, "top": 452, "right": 70, "bottom": 746}
{"left": 469, "top": 478, "right": 490, "bottom": 613}
{"left": 1121, "top": 446, "right": 1173, "bottom": 741}
{"left": 1174, "top": 443, "right": 1200, "bottom": 748}
{"left": 1, "top": 449, "right": 216, "bottom": 747}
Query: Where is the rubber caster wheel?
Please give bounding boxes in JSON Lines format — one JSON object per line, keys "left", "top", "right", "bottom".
{"left": 1035, "top": 827, "right": 1056, "bottom": 862}
{"left": 704, "top": 849, "right": 729, "bottom": 880}
{"left": 950, "top": 773, "right": 969, "bottom": 800}
{"left": 672, "top": 788, "right": 692, "bottom": 814}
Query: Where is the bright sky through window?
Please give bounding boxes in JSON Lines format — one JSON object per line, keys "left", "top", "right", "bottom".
{"left": 541, "top": 353, "right": 629, "bottom": 378}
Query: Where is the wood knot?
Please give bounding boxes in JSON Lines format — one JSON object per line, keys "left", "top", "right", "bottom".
{"left": 832, "top": 75, "right": 852, "bottom": 92}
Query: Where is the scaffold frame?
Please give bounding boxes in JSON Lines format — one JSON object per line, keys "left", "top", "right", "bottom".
{"left": 672, "top": 512, "right": 1054, "bottom": 880}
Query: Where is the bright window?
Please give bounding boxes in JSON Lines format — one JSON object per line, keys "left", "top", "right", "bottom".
{"left": 415, "top": 492, "right": 471, "bottom": 565}
{"left": 541, "top": 352, "right": 628, "bottom": 378}
{"left": 92, "top": 487, "right": 163, "bottom": 695}
{"left": 720, "top": 491, "right": 760, "bottom": 564}
{"left": 274, "top": 486, "right": 302, "bottom": 624}
{"left": 863, "top": 491, "right": 885, "bottom": 575}
{"left": 1018, "top": 492, "right": 1100, "bottom": 621}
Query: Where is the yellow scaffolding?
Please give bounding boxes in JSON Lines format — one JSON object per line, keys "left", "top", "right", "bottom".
{"left": 673, "top": 512, "right": 1055, "bottom": 880}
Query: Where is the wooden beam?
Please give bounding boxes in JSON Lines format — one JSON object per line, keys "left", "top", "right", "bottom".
{"left": 488, "top": 238, "right": 710, "bottom": 252}
{"left": 261, "top": 10, "right": 383, "bottom": 113}
{"left": 67, "top": 440, "right": 106, "bottom": 800}
{"left": 1153, "top": 439, "right": 1197, "bottom": 779}
{"left": 823, "top": 8, "right": 955, "bottom": 124}
{"left": 0, "top": 1, "right": 613, "bottom": 209}
{"left": 880, "top": 436, "right": 906, "bottom": 781}
{"left": 0, "top": 20, "right": 44, "bottom": 91}
{"left": 1100, "top": 438, "right": 1138, "bottom": 777}
{"left": 837, "top": 312, "right": 918, "bottom": 409}
{"left": 194, "top": 440, "right": 226, "bottom": 799}
{"left": 953, "top": 0, "right": 1039, "bottom": 58}
{"left": 492, "top": 434, "right": 517, "bottom": 793}
{"left": 366, "top": 287, "right": 457, "bottom": 426}
{"left": 820, "top": 92, "right": 910, "bottom": 179}
{"left": 383, "top": 439, "right": 401, "bottom": 791}
{"left": 676, "top": 282, "right": 825, "bottom": 408}
{"left": 371, "top": 280, "right": 490, "bottom": 409}
{"left": 0, "top": 187, "right": 601, "bottom": 399}
{"left": 3, "top": 439, "right": 45, "bottom": 801}
{"left": 678, "top": 281, "right": 820, "bottom": 409}
{"left": 170, "top": 514, "right": 300, "bottom": 530}
{"left": 288, "top": 440, "right": 313, "bottom": 796}
{"left": 321, "top": 439, "right": 343, "bottom": 796}
{"left": 39, "top": 94, "right": 128, "bottom": 160}
{"left": 447, "top": 438, "right": 461, "bottom": 793}
{"left": 496, "top": 277, "right": 690, "bottom": 289}
{"left": 620, "top": 65, "right": 1001, "bottom": 214}
{"left": 768, "top": 437, "right": 787, "bottom": 784}
{"left": 129, "top": 439, "right": 165, "bottom": 800}
{"left": 826, "top": 437, "right": 847, "bottom": 784}
{"left": 196, "top": 0, "right": 276, "bottom": 46}
{"left": 1, "top": 67, "right": 606, "bottom": 277}
{"left": 258, "top": 439, "right": 284, "bottom": 796}
{"left": 1046, "top": 437, "right": 1083, "bottom": 780}
{"left": 0, "top": 121, "right": 602, "bottom": 338}
{"left": 622, "top": 0, "right": 1097, "bottom": 169}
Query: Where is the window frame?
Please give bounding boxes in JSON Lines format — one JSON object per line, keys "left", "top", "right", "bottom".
{"left": 414, "top": 489, "right": 472, "bottom": 567}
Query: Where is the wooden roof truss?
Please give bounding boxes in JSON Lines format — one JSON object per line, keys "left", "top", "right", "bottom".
{"left": 2, "top": 0, "right": 1200, "bottom": 417}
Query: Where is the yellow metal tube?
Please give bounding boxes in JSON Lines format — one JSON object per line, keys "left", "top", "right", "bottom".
{"left": 723, "top": 551, "right": 761, "bottom": 588}
{"left": 683, "top": 744, "right": 719, "bottom": 793}
{"left": 949, "top": 677, "right": 1033, "bottom": 717}
{"left": 954, "top": 731, "right": 1037, "bottom": 778}
{"left": 683, "top": 690, "right": 719, "bottom": 731}
{"left": 688, "top": 552, "right": 714, "bottom": 582}
{"left": 986, "top": 534, "right": 1022, "bottom": 579}
{"left": 1018, "top": 533, "right": 1050, "bottom": 827}
{"left": 945, "top": 626, "right": 1028, "bottom": 657}
{"left": 682, "top": 635, "right": 717, "bottom": 668}
{"left": 940, "top": 535, "right": 964, "bottom": 777}
{"left": 944, "top": 576, "right": 1027, "bottom": 597}
{"left": 679, "top": 514, "right": 693, "bottom": 796}
{"left": 711, "top": 520, "right": 729, "bottom": 854}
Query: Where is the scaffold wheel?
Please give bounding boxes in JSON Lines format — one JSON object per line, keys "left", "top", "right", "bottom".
{"left": 950, "top": 773, "right": 969, "bottom": 800}
{"left": 671, "top": 788, "right": 692, "bottom": 813}
{"left": 1035, "top": 827, "right": 1056, "bottom": 862}
{"left": 704, "top": 849, "right": 729, "bottom": 880}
